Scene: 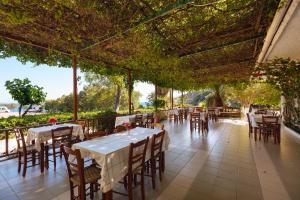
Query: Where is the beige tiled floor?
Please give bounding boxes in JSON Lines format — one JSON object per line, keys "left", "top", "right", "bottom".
{"left": 1, "top": 118, "right": 300, "bottom": 200}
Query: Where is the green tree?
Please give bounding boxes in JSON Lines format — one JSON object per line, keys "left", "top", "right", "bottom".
{"left": 5, "top": 78, "right": 47, "bottom": 117}
{"left": 225, "top": 82, "right": 281, "bottom": 107}
{"left": 205, "top": 85, "right": 225, "bottom": 107}
{"left": 84, "top": 72, "right": 125, "bottom": 112}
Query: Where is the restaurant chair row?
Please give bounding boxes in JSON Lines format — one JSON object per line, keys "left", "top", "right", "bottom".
{"left": 14, "top": 122, "right": 165, "bottom": 200}
{"left": 62, "top": 123, "right": 165, "bottom": 200}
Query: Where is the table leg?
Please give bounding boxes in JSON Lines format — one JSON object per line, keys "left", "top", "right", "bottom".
{"left": 102, "top": 190, "right": 113, "bottom": 200}
{"left": 40, "top": 143, "right": 44, "bottom": 173}
{"left": 161, "top": 152, "right": 165, "bottom": 172}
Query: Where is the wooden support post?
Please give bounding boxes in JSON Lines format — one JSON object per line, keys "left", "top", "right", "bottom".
{"left": 181, "top": 91, "right": 184, "bottom": 107}
{"left": 5, "top": 130, "right": 8, "bottom": 156}
{"left": 72, "top": 56, "right": 78, "bottom": 121}
{"left": 155, "top": 84, "right": 158, "bottom": 112}
{"left": 128, "top": 70, "right": 132, "bottom": 114}
{"left": 171, "top": 88, "right": 174, "bottom": 109}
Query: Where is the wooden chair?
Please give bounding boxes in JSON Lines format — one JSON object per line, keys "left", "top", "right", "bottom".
{"left": 261, "top": 116, "right": 280, "bottom": 143}
{"left": 207, "top": 108, "right": 217, "bottom": 122}
{"left": 201, "top": 113, "right": 209, "bottom": 133}
{"left": 114, "top": 125, "right": 127, "bottom": 133}
{"left": 178, "top": 110, "right": 184, "bottom": 123}
{"left": 114, "top": 138, "right": 149, "bottom": 200}
{"left": 144, "top": 113, "right": 154, "bottom": 128}
{"left": 72, "top": 120, "right": 87, "bottom": 143}
{"left": 246, "top": 113, "right": 253, "bottom": 138}
{"left": 45, "top": 126, "right": 73, "bottom": 170}
{"left": 14, "top": 128, "right": 42, "bottom": 177}
{"left": 151, "top": 123, "right": 164, "bottom": 130}
{"left": 146, "top": 131, "right": 165, "bottom": 189}
{"left": 255, "top": 110, "right": 267, "bottom": 115}
{"left": 150, "top": 123, "right": 165, "bottom": 172}
{"left": 62, "top": 146, "right": 101, "bottom": 200}
{"left": 190, "top": 112, "right": 201, "bottom": 132}
{"left": 134, "top": 114, "right": 144, "bottom": 127}
{"left": 183, "top": 108, "right": 189, "bottom": 120}
{"left": 85, "top": 131, "right": 106, "bottom": 140}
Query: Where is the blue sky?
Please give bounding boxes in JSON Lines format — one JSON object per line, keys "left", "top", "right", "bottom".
{"left": 0, "top": 57, "right": 154, "bottom": 103}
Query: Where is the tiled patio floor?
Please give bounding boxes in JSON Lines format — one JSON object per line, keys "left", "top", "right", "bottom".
{"left": 1, "top": 118, "right": 300, "bottom": 200}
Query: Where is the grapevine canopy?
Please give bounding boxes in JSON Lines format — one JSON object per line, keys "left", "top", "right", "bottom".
{"left": 0, "top": 0, "right": 280, "bottom": 90}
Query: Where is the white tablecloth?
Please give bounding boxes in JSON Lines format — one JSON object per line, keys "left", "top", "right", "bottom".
{"left": 72, "top": 127, "right": 170, "bottom": 193}
{"left": 168, "top": 109, "right": 184, "bottom": 116}
{"left": 115, "top": 114, "right": 148, "bottom": 127}
{"left": 27, "top": 123, "right": 84, "bottom": 151}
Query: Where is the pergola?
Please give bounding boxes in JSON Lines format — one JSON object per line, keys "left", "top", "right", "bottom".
{"left": 0, "top": 0, "right": 280, "bottom": 119}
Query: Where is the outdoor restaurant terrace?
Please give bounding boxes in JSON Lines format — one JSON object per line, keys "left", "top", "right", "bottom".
{"left": 0, "top": 0, "right": 300, "bottom": 200}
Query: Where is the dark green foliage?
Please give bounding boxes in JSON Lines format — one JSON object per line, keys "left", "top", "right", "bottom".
{"left": 255, "top": 58, "right": 300, "bottom": 131}
{"left": 5, "top": 78, "right": 47, "bottom": 117}
{"left": 0, "top": 0, "right": 281, "bottom": 90}
{"left": 96, "top": 110, "right": 117, "bottom": 134}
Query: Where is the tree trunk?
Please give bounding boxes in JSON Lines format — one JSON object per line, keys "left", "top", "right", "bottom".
{"left": 18, "top": 105, "right": 22, "bottom": 117}
{"left": 114, "top": 84, "right": 121, "bottom": 112}
{"left": 22, "top": 104, "right": 32, "bottom": 117}
{"left": 215, "top": 94, "right": 224, "bottom": 107}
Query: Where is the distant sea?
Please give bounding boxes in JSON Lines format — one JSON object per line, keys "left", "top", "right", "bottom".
{"left": 140, "top": 102, "right": 148, "bottom": 107}
{"left": 10, "top": 108, "right": 24, "bottom": 112}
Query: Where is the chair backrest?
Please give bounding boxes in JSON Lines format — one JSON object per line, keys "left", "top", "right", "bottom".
{"left": 62, "top": 146, "right": 85, "bottom": 185}
{"left": 146, "top": 113, "right": 154, "bottom": 122}
{"left": 262, "top": 116, "right": 279, "bottom": 125}
{"left": 151, "top": 131, "right": 165, "bottom": 158}
{"left": 51, "top": 126, "right": 73, "bottom": 147}
{"left": 128, "top": 137, "right": 149, "bottom": 174}
{"left": 151, "top": 123, "right": 164, "bottom": 130}
{"left": 190, "top": 112, "right": 201, "bottom": 121}
{"left": 255, "top": 110, "right": 267, "bottom": 114}
{"left": 135, "top": 114, "right": 143, "bottom": 123}
{"left": 14, "top": 128, "right": 27, "bottom": 152}
{"left": 114, "top": 125, "right": 127, "bottom": 133}
{"left": 207, "top": 108, "right": 215, "bottom": 113}
{"left": 85, "top": 131, "right": 106, "bottom": 140}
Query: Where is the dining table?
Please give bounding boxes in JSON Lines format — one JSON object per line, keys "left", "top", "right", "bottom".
{"left": 249, "top": 113, "right": 281, "bottom": 128}
{"left": 114, "top": 114, "right": 148, "bottom": 127}
{"left": 27, "top": 123, "right": 84, "bottom": 172}
{"left": 72, "top": 127, "right": 170, "bottom": 200}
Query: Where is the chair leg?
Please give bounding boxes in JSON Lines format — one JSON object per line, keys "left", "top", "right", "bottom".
{"left": 22, "top": 154, "right": 27, "bottom": 177}
{"left": 123, "top": 176, "right": 128, "bottom": 190}
{"left": 128, "top": 174, "right": 133, "bottom": 200}
{"left": 79, "top": 184, "right": 86, "bottom": 200}
{"left": 70, "top": 184, "right": 75, "bottom": 200}
{"left": 90, "top": 183, "right": 94, "bottom": 199}
{"left": 18, "top": 152, "right": 21, "bottom": 173}
{"left": 158, "top": 157, "right": 162, "bottom": 182}
{"left": 32, "top": 151, "right": 36, "bottom": 166}
{"left": 161, "top": 152, "right": 165, "bottom": 173}
{"left": 141, "top": 170, "right": 145, "bottom": 200}
{"left": 134, "top": 174, "right": 138, "bottom": 186}
{"left": 151, "top": 158, "right": 156, "bottom": 189}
